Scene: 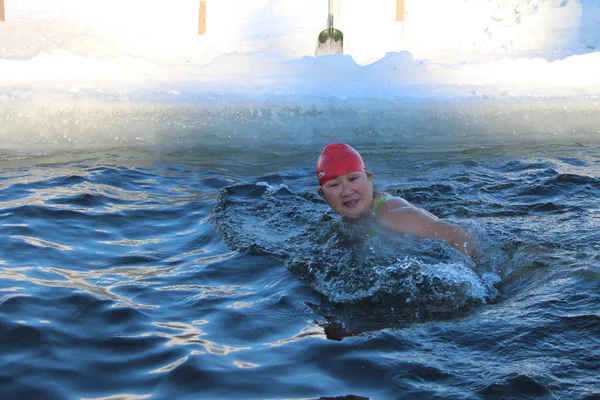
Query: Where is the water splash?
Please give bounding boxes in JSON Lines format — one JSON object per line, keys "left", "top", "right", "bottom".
{"left": 210, "top": 181, "right": 501, "bottom": 310}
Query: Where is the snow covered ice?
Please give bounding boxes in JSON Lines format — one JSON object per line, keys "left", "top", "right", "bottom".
{"left": 0, "top": 0, "right": 598, "bottom": 149}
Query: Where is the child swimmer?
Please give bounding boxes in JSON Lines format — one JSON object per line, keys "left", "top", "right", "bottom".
{"left": 316, "top": 143, "right": 475, "bottom": 258}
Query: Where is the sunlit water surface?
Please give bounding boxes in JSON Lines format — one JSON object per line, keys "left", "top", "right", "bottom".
{"left": 1, "top": 140, "right": 599, "bottom": 400}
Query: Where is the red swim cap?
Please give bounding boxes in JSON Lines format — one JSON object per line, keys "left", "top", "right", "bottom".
{"left": 316, "top": 143, "right": 366, "bottom": 186}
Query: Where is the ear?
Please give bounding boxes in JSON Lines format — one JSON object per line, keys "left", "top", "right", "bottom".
{"left": 317, "top": 187, "right": 327, "bottom": 201}
{"left": 366, "top": 171, "right": 374, "bottom": 182}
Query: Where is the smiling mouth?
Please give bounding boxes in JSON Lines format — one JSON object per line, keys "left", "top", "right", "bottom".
{"left": 343, "top": 199, "right": 360, "bottom": 208}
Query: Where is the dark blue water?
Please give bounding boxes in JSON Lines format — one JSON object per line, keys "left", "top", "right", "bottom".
{"left": 1, "top": 142, "right": 599, "bottom": 400}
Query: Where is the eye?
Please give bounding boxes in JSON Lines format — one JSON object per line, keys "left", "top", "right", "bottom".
{"left": 326, "top": 182, "right": 339, "bottom": 188}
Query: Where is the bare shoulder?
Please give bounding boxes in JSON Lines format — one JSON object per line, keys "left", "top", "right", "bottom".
{"left": 376, "top": 195, "right": 474, "bottom": 257}
{"left": 376, "top": 196, "right": 443, "bottom": 235}
{"left": 381, "top": 196, "right": 418, "bottom": 211}
{"left": 380, "top": 196, "right": 438, "bottom": 220}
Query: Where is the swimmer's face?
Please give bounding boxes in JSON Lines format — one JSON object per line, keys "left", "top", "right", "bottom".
{"left": 319, "top": 171, "right": 374, "bottom": 218}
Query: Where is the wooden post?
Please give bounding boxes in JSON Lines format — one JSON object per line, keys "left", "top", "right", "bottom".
{"left": 396, "top": 0, "right": 404, "bottom": 21}
{"left": 198, "top": 1, "right": 206, "bottom": 35}
{"left": 0, "top": 0, "right": 5, "bottom": 22}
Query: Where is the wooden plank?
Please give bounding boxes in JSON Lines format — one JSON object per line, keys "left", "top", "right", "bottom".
{"left": 396, "top": 0, "right": 404, "bottom": 21}
{"left": 198, "top": 1, "right": 206, "bottom": 35}
{"left": 0, "top": 0, "right": 5, "bottom": 22}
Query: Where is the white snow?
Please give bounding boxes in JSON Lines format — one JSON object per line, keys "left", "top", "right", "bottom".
{"left": 0, "top": 0, "right": 598, "bottom": 149}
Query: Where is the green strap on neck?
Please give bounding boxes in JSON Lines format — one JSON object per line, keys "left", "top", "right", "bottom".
{"left": 373, "top": 195, "right": 389, "bottom": 215}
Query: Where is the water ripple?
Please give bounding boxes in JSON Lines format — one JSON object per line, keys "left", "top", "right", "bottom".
{"left": 141, "top": 321, "right": 251, "bottom": 356}
{"left": 0, "top": 144, "right": 598, "bottom": 399}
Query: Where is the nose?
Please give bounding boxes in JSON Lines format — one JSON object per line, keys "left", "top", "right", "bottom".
{"left": 340, "top": 181, "right": 353, "bottom": 196}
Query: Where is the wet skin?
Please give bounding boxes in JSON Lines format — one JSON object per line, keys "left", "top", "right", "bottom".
{"left": 319, "top": 171, "right": 375, "bottom": 218}
{"left": 319, "top": 171, "right": 474, "bottom": 257}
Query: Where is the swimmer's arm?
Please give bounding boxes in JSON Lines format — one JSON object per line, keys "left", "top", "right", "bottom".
{"left": 377, "top": 201, "right": 474, "bottom": 257}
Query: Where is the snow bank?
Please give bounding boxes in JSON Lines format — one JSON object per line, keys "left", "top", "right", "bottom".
{"left": 0, "top": 0, "right": 598, "bottom": 150}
